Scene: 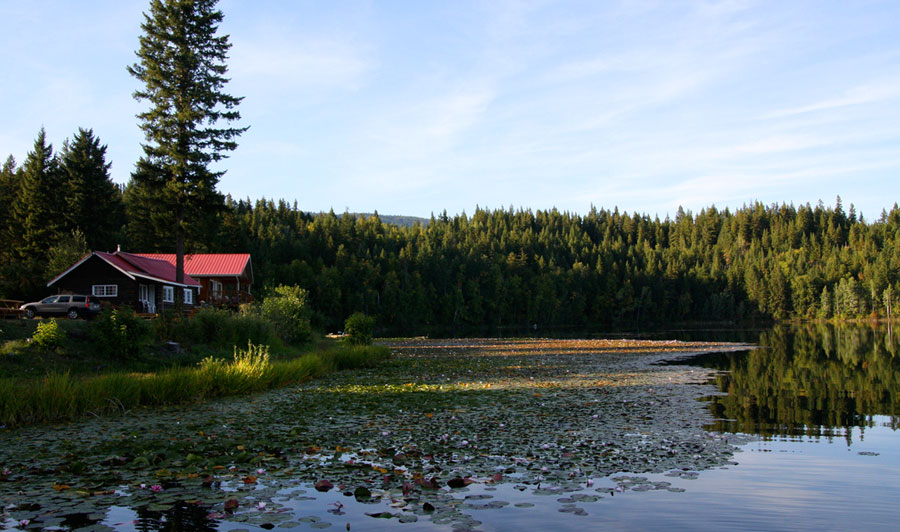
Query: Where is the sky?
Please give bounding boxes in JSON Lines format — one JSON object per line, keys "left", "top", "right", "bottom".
{"left": 2, "top": 0, "right": 900, "bottom": 220}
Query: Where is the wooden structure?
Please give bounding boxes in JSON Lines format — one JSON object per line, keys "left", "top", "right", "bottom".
{"left": 136, "top": 253, "right": 254, "bottom": 307}
{"left": 47, "top": 252, "right": 201, "bottom": 314}
{"left": 0, "top": 299, "right": 24, "bottom": 319}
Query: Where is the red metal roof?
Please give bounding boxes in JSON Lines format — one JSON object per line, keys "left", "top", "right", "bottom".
{"left": 96, "top": 252, "right": 201, "bottom": 287}
{"left": 136, "top": 253, "right": 252, "bottom": 279}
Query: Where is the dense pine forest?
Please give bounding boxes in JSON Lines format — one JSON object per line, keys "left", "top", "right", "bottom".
{"left": 3, "top": 129, "right": 900, "bottom": 335}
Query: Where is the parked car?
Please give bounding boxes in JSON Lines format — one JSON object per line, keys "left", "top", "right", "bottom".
{"left": 20, "top": 294, "right": 102, "bottom": 319}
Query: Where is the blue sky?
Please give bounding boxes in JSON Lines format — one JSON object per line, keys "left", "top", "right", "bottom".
{"left": 2, "top": 0, "right": 899, "bottom": 219}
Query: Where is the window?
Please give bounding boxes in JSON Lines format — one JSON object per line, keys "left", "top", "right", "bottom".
{"left": 92, "top": 285, "right": 118, "bottom": 297}
{"left": 42, "top": 296, "right": 59, "bottom": 304}
{"left": 162, "top": 286, "right": 174, "bottom": 303}
{"left": 72, "top": 296, "right": 86, "bottom": 303}
{"left": 57, "top": 296, "right": 70, "bottom": 303}
{"left": 211, "top": 280, "right": 223, "bottom": 298}
{"left": 184, "top": 288, "right": 194, "bottom": 305}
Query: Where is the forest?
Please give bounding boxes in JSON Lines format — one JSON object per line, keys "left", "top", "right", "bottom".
{"left": 3, "top": 128, "right": 900, "bottom": 335}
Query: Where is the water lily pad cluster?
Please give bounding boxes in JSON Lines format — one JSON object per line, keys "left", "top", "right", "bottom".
{"left": 0, "top": 338, "right": 753, "bottom": 530}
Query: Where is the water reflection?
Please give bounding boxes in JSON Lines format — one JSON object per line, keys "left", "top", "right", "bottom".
{"left": 689, "top": 323, "right": 900, "bottom": 439}
{"left": 131, "top": 503, "right": 218, "bottom": 532}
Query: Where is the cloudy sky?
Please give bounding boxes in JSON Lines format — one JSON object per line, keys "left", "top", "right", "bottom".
{"left": 3, "top": 0, "right": 899, "bottom": 219}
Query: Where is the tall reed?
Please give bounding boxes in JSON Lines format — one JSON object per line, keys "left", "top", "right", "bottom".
{"left": 0, "top": 344, "right": 388, "bottom": 428}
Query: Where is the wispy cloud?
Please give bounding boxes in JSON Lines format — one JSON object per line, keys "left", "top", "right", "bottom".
{"left": 766, "top": 79, "right": 900, "bottom": 118}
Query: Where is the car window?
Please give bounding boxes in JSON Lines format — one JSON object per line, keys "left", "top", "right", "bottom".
{"left": 42, "top": 296, "right": 58, "bottom": 304}
{"left": 57, "top": 296, "right": 71, "bottom": 303}
{"left": 72, "top": 296, "right": 86, "bottom": 303}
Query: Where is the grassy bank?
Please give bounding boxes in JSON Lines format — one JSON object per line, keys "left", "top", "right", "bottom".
{"left": 0, "top": 343, "right": 390, "bottom": 428}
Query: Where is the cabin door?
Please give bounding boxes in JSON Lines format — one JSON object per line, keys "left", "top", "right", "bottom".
{"left": 139, "top": 284, "right": 156, "bottom": 313}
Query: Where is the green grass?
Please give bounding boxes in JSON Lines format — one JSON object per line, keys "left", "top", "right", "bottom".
{"left": 0, "top": 343, "right": 391, "bottom": 428}
{"left": 0, "top": 317, "right": 316, "bottom": 379}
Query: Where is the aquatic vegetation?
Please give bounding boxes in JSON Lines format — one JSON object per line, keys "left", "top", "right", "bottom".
{"left": 0, "top": 338, "right": 751, "bottom": 530}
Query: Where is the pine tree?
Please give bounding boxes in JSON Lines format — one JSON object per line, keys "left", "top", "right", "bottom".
{"left": 127, "top": 0, "right": 246, "bottom": 296}
{"left": 13, "top": 128, "right": 64, "bottom": 262}
{"left": 6, "top": 129, "right": 68, "bottom": 298}
{"left": 60, "top": 128, "right": 124, "bottom": 250}
{"left": 0, "top": 155, "right": 19, "bottom": 249}
{"left": 0, "top": 155, "right": 18, "bottom": 228}
{"left": 0, "top": 155, "right": 22, "bottom": 296}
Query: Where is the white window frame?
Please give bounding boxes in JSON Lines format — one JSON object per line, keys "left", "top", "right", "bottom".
{"left": 162, "top": 286, "right": 175, "bottom": 303}
{"left": 92, "top": 285, "right": 118, "bottom": 297}
{"left": 184, "top": 288, "right": 194, "bottom": 305}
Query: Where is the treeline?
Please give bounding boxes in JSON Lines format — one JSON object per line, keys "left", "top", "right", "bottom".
{"left": 3, "top": 128, "right": 900, "bottom": 334}
{"left": 216, "top": 198, "right": 900, "bottom": 333}
{"left": 1, "top": 128, "right": 125, "bottom": 298}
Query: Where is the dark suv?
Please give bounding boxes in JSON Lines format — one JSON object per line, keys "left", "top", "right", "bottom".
{"left": 20, "top": 294, "right": 102, "bottom": 319}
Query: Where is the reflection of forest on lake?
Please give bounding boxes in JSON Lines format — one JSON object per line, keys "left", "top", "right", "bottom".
{"left": 694, "top": 323, "right": 900, "bottom": 440}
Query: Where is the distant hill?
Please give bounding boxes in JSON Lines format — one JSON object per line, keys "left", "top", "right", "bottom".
{"left": 316, "top": 212, "right": 430, "bottom": 228}
{"left": 372, "top": 214, "right": 430, "bottom": 228}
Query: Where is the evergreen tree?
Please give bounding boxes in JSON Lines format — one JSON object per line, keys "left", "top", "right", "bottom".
{"left": 8, "top": 129, "right": 66, "bottom": 298}
{"left": 127, "top": 0, "right": 246, "bottom": 295}
{"left": 0, "top": 155, "right": 22, "bottom": 297}
{"left": 0, "top": 155, "right": 18, "bottom": 232}
{"left": 60, "top": 128, "right": 124, "bottom": 250}
{"left": 13, "top": 128, "right": 64, "bottom": 262}
{"left": 46, "top": 229, "right": 90, "bottom": 278}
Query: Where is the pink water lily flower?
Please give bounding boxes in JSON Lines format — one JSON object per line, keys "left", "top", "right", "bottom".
{"left": 150, "top": 484, "right": 163, "bottom": 492}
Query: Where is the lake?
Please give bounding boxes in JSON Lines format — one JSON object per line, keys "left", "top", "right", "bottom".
{"left": 1, "top": 324, "right": 899, "bottom": 531}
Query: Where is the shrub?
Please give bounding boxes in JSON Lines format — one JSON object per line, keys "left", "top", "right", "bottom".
{"left": 153, "top": 310, "right": 186, "bottom": 343}
{"left": 90, "top": 308, "right": 151, "bottom": 357}
{"left": 32, "top": 320, "right": 63, "bottom": 349}
{"left": 228, "top": 311, "right": 277, "bottom": 348}
{"left": 156, "top": 308, "right": 276, "bottom": 349}
{"left": 259, "top": 285, "right": 313, "bottom": 344}
{"left": 344, "top": 312, "right": 376, "bottom": 345}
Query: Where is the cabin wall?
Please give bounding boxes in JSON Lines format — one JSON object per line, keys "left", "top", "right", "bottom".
{"left": 53, "top": 256, "right": 139, "bottom": 308}
{"left": 53, "top": 255, "right": 197, "bottom": 313}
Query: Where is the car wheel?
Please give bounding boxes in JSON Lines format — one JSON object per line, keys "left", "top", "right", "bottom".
{"left": 67, "top": 308, "right": 81, "bottom": 320}
{"left": 24, "top": 307, "right": 35, "bottom": 319}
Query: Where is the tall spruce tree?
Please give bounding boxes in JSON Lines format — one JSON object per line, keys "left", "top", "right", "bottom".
{"left": 60, "top": 128, "right": 124, "bottom": 251}
{"left": 0, "top": 155, "right": 19, "bottom": 248}
{"left": 127, "top": 0, "right": 246, "bottom": 297}
{"left": 0, "top": 155, "right": 21, "bottom": 297}
{"left": 14, "top": 128, "right": 64, "bottom": 262}
{"left": 10, "top": 129, "right": 67, "bottom": 298}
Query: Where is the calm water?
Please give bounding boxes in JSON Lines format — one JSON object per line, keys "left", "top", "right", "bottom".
{"left": 328, "top": 324, "right": 900, "bottom": 531}
{"left": 4, "top": 323, "right": 900, "bottom": 531}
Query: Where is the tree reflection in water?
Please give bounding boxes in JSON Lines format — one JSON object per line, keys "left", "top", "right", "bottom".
{"left": 133, "top": 502, "right": 218, "bottom": 532}
{"left": 690, "top": 323, "right": 900, "bottom": 442}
